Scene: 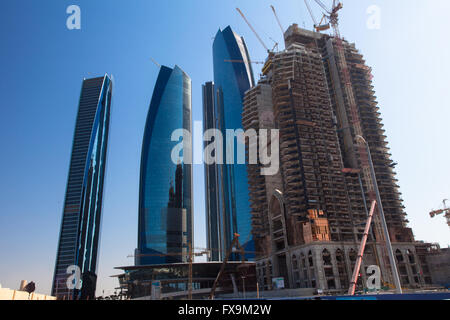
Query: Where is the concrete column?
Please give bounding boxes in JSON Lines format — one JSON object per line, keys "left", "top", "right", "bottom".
{"left": 360, "top": 261, "right": 368, "bottom": 288}
{"left": 19, "top": 280, "right": 27, "bottom": 291}
{"left": 404, "top": 248, "right": 418, "bottom": 287}
{"left": 314, "top": 248, "right": 327, "bottom": 290}
{"left": 286, "top": 251, "right": 294, "bottom": 289}
{"left": 416, "top": 256, "right": 426, "bottom": 286}
{"left": 377, "top": 243, "right": 393, "bottom": 285}
{"left": 330, "top": 250, "right": 341, "bottom": 289}
{"left": 344, "top": 247, "right": 355, "bottom": 286}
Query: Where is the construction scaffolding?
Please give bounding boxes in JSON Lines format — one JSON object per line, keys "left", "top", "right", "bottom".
{"left": 243, "top": 24, "right": 419, "bottom": 292}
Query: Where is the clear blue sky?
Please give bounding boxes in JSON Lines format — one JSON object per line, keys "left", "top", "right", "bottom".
{"left": 0, "top": 0, "right": 449, "bottom": 296}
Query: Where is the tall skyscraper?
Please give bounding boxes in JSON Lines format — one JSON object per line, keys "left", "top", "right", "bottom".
{"left": 52, "top": 75, "right": 113, "bottom": 299}
{"left": 137, "top": 65, "right": 193, "bottom": 266}
{"left": 244, "top": 25, "right": 428, "bottom": 292}
{"left": 202, "top": 81, "right": 223, "bottom": 262}
{"left": 204, "top": 26, "right": 255, "bottom": 261}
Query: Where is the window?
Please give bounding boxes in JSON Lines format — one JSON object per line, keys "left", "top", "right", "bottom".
{"left": 395, "top": 249, "right": 404, "bottom": 263}
{"left": 292, "top": 255, "right": 298, "bottom": 270}
{"left": 308, "top": 251, "right": 314, "bottom": 267}
{"left": 322, "top": 249, "right": 332, "bottom": 266}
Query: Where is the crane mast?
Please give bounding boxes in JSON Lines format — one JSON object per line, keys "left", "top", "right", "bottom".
{"left": 236, "top": 7, "right": 276, "bottom": 76}
{"left": 236, "top": 8, "right": 270, "bottom": 52}
{"left": 270, "top": 5, "right": 285, "bottom": 37}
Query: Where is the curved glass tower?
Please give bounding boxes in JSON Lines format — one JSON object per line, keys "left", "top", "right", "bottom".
{"left": 52, "top": 75, "right": 112, "bottom": 299}
{"left": 210, "top": 26, "right": 255, "bottom": 260}
{"left": 137, "top": 65, "right": 193, "bottom": 266}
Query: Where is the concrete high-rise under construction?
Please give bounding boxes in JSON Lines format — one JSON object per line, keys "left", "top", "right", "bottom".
{"left": 243, "top": 24, "right": 433, "bottom": 292}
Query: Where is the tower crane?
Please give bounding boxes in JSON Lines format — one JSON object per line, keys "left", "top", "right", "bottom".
{"left": 236, "top": 7, "right": 276, "bottom": 75}
{"left": 270, "top": 5, "right": 285, "bottom": 39}
{"left": 150, "top": 57, "right": 161, "bottom": 68}
{"left": 430, "top": 199, "right": 450, "bottom": 227}
{"left": 224, "top": 59, "right": 265, "bottom": 65}
{"left": 304, "top": 0, "right": 330, "bottom": 32}
{"left": 236, "top": 8, "right": 270, "bottom": 53}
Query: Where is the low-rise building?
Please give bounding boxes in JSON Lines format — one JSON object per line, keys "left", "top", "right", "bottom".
{"left": 0, "top": 285, "right": 56, "bottom": 300}
{"left": 113, "top": 262, "right": 256, "bottom": 300}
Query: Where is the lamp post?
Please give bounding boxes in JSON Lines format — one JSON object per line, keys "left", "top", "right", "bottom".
{"left": 356, "top": 135, "right": 403, "bottom": 294}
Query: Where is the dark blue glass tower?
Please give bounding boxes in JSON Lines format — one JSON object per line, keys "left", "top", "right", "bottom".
{"left": 137, "top": 65, "right": 193, "bottom": 266}
{"left": 208, "top": 26, "right": 255, "bottom": 260}
{"left": 202, "top": 81, "right": 224, "bottom": 261}
{"left": 52, "top": 75, "right": 113, "bottom": 299}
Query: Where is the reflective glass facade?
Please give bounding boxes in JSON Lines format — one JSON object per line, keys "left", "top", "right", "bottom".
{"left": 202, "top": 82, "right": 223, "bottom": 261}
{"left": 210, "top": 26, "right": 255, "bottom": 260}
{"left": 137, "top": 65, "right": 192, "bottom": 266}
{"left": 52, "top": 75, "right": 113, "bottom": 299}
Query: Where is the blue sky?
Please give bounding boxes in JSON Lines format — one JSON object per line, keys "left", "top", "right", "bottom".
{"left": 0, "top": 0, "right": 449, "bottom": 296}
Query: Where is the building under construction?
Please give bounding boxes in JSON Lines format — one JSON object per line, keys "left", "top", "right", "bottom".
{"left": 243, "top": 24, "right": 433, "bottom": 293}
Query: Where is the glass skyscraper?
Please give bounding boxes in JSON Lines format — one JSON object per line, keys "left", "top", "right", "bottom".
{"left": 137, "top": 65, "right": 193, "bottom": 266}
{"left": 204, "top": 26, "right": 255, "bottom": 261}
{"left": 52, "top": 75, "right": 113, "bottom": 299}
{"left": 202, "top": 81, "right": 224, "bottom": 261}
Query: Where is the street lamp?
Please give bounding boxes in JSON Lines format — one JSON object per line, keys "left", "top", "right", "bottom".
{"left": 356, "top": 135, "right": 403, "bottom": 294}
